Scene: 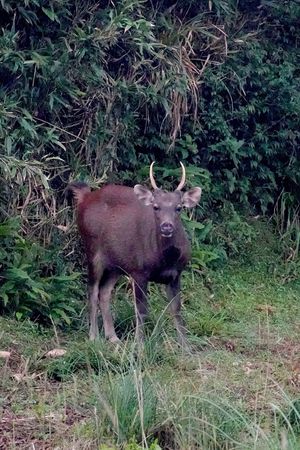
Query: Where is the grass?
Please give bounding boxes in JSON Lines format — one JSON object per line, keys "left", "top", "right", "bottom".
{"left": 0, "top": 221, "right": 300, "bottom": 449}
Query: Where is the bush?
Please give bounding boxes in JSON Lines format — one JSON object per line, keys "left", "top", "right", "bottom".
{"left": 0, "top": 218, "right": 83, "bottom": 325}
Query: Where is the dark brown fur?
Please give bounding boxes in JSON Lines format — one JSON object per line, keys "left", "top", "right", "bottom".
{"left": 68, "top": 179, "right": 201, "bottom": 344}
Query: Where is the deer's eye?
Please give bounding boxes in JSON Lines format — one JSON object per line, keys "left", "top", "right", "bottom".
{"left": 153, "top": 204, "right": 160, "bottom": 211}
{"left": 175, "top": 205, "right": 182, "bottom": 213}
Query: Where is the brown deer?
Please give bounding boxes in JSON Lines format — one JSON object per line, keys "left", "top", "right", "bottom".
{"left": 68, "top": 163, "right": 202, "bottom": 345}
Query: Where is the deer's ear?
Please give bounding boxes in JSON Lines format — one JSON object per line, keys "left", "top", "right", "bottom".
{"left": 134, "top": 185, "right": 154, "bottom": 206}
{"left": 182, "top": 187, "right": 202, "bottom": 208}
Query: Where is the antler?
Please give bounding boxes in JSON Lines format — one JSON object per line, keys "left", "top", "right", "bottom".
{"left": 176, "top": 162, "right": 186, "bottom": 191}
{"left": 150, "top": 161, "right": 186, "bottom": 190}
{"left": 149, "top": 162, "right": 159, "bottom": 190}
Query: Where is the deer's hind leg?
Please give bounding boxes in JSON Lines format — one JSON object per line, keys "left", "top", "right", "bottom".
{"left": 87, "top": 252, "right": 104, "bottom": 341}
{"left": 98, "top": 270, "right": 120, "bottom": 343}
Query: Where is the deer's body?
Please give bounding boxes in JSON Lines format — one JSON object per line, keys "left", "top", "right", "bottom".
{"left": 68, "top": 164, "right": 202, "bottom": 344}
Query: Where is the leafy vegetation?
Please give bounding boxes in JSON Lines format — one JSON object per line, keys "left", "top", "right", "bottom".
{"left": 0, "top": 0, "right": 299, "bottom": 256}
{"left": 1, "top": 223, "right": 300, "bottom": 448}
{"left": 0, "top": 1, "right": 299, "bottom": 447}
{"left": 0, "top": 218, "right": 82, "bottom": 324}
{"left": 0, "top": 0, "right": 299, "bottom": 224}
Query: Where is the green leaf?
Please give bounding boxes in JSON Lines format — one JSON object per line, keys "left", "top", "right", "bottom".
{"left": 52, "top": 308, "right": 71, "bottom": 324}
{"left": 42, "top": 7, "right": 59, "bottom": 22}
{"left": 0, "top": 292, "right": 9, "bottom": 306}
{"left": 5, "top": 267, "right": 31, "bottom": 280}
{"left": 5, "top": 136, "right": 12, "bottom": 154}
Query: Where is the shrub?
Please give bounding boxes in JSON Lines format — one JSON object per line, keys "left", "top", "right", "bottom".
{"left": 0, "top": 218, "right": 82, "bottom": 325}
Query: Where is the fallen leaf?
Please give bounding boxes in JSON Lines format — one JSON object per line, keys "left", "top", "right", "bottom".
{"left": 56, "top": 225, "right": 69, "bottom": 233}
{"left": 242, "top": 362, "right": 257, "bottom": 375}
{"left": 256, "top": 304, "right": 276, "bottom": 314}
{"left": 45, "top": 348, "right": 67, "bottom": 358}
{"left": 12, "top": 372, "right": 43, "bottom": 382}
{"left": 12, "top": 373, "right": 25, "bottom": 382}
{"left": 225, "top": 341, "right": 236, "bottom": 352}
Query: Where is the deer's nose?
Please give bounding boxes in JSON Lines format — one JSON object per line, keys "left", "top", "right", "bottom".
{"left": 160, "top": 222, "right": 174, "bottom": 237}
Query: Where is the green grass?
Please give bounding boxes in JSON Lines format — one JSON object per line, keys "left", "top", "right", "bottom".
{"left": 0, "top": 221, "right": 300, "bottom": 449}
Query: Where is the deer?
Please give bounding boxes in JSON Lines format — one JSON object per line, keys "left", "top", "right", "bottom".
{"left": 67, "top": 163, "right": 202, "bottom": 346}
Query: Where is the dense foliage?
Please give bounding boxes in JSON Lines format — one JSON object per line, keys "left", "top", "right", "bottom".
{"left": 0, "top": 218, "right": 81, "bottom": 323}
{"left": 0, "top": 0, "right": 299, "bottom": 321}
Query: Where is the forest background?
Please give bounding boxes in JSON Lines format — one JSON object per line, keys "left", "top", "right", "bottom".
{"left": 0, "top": 0, "right": 299, "bottom": 323}
{"left": 0, "top": 1, "right": 300, "bottom": 449}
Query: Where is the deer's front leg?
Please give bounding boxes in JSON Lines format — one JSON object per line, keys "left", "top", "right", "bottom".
{"left": 166, "top": 276, "right": 188, "bottom": 348}
{"left": 133, "top": 276, "right": 148, "bottom": 343}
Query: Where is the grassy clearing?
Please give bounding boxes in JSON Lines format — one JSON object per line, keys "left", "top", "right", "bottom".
{"left": 0, "top": 221, "right": 300, "bottom": 449}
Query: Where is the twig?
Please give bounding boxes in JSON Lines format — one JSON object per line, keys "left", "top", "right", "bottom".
{"left": 34, "top": 117, "right": 86, "bottom": 142}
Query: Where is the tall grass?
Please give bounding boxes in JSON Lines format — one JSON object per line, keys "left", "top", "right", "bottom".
{"left": 78, "top": 338, "right": 300, "bottom": 449}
